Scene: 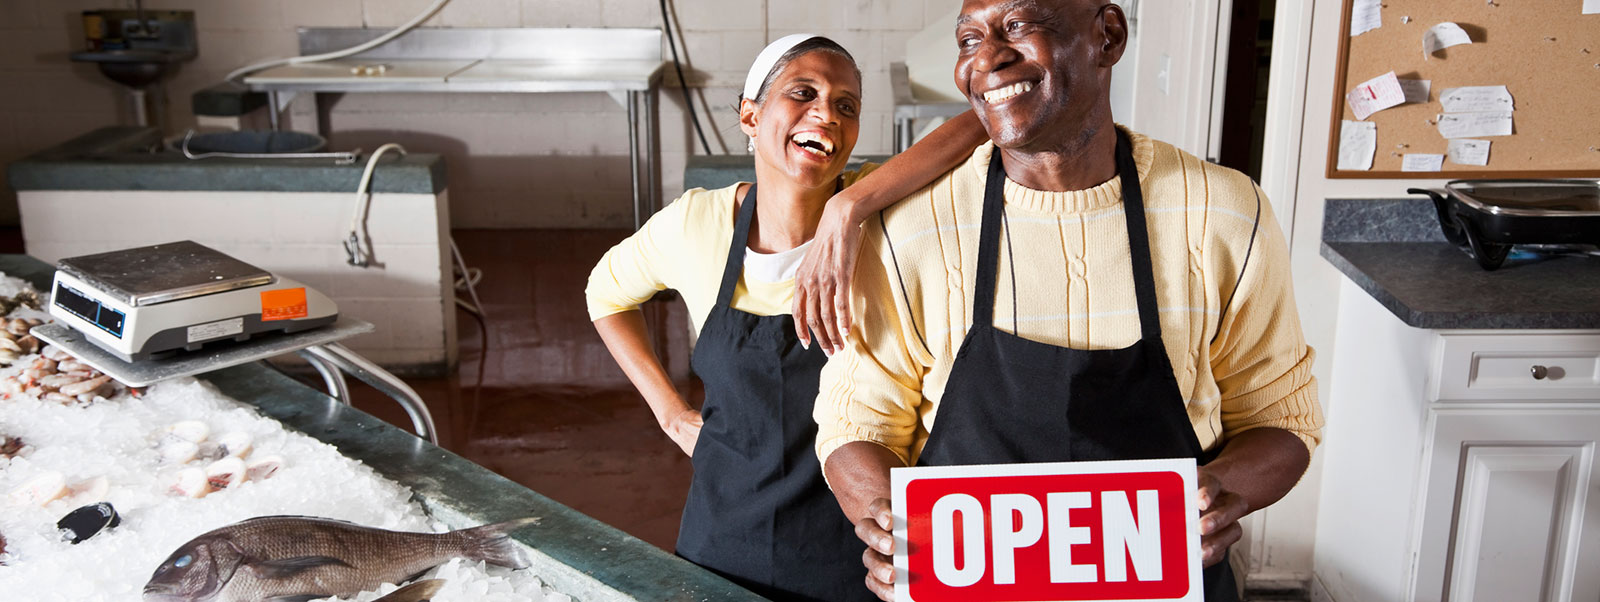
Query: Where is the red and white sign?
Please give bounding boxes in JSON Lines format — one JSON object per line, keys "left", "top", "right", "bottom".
{"left": 891, "top": 458, "right": 1201, "bottom": 602}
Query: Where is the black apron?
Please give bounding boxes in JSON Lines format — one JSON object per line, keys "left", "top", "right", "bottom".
{"left": 677, "top": 184, "right": 873, "bottom": 602}
{"left": 915, "top": 130, "right": 1239, "bottom": 600}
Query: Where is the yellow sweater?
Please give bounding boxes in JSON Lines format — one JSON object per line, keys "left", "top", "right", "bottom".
{"left": 587, "top": 167, "right": 878, "bottom": 331}
{"left": 815, "top": 128, "right": 1322, "bottom": 467}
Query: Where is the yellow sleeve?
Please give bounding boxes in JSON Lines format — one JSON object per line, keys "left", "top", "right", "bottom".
{"left": 838, "top": 162, "right": 882, "bottom": 188}
{"left": 1209, "top": 184, "right": 1324, "bottom": 455}
{"left": 584, "top": 193, "right": 692, "bottom": 321}
{"left": 815, "top": 211, "right": 928, "bottom": 467}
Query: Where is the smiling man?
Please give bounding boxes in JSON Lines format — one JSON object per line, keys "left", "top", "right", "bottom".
{"left": 814, "top": 1, "right": 1323, "bottom": 600}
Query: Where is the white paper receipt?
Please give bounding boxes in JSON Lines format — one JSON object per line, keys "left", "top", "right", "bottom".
{"left": 1424, "top": 22, "right": 1473, "bottom": 58}
{"left": 1352, "top": 0, "right": 1382, "bottom": 36}
{"left": 1448, "top": 139, "right": 1492, "bottom": 166}
{"left": 1398, "top": 79, "right": 1431, "bottom": 104}
{"left": 187, "top": 317, "right": 244, "bottom": 343}
{"left": 1338, "top": 120, "right": 1378, "bottom": 171}
{"left": 1347, "top": 71, "right": 1406, "bottom": 120}
{"left": 1437, "top": 112, "right": 1513, "bottom": 138}
{"left": 1440, "top": 86, "right": 1514, "bottom": 113}
{"left": 1401, "top": 154, "right": 1445, "bottom": 172}
{"left": 1585, "top": 0, "right": 1600, "bottom": 15}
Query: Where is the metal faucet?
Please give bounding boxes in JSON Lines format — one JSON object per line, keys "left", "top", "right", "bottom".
{"left": 129, "top": 0, "right": 152, "bottom": 37}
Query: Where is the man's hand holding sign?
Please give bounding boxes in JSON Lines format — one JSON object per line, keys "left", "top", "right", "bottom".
{"left": 892, "top": 459, "right": 1202, "bottom": 602}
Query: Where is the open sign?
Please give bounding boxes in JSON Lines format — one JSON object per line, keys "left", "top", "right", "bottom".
{"left": 891, "top": 458, "right": 1201, "bottom": 602}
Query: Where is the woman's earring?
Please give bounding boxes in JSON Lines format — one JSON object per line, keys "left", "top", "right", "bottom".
{"left": 747, "top": 136, "right": 756, "bottom": 153}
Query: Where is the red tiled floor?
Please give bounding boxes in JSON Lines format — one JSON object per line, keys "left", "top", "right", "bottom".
{"left": 346, "top": 229, "right": 699, "bottom": 550}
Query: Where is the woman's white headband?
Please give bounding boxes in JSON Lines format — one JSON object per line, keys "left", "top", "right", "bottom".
{"left": 742, "top": 33, "right": 822, "bottom": 101}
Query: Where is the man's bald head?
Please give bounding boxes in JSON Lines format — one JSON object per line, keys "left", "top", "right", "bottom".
{"left": 954, "top": 0, "right": 1128, "bottom": 157}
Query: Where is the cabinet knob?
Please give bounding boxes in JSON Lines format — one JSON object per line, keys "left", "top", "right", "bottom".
{"left": 1530, "top": 365, "right": 1549, "bottom": 380}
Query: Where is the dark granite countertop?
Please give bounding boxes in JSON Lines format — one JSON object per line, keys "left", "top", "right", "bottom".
{"left": 1321, "top": 198, "right": 1600, "bottom": 330}
{"left": 7, "top": 127, "right": 446, "bottom": 195}
{"left": 0, "top": 254, "right": 757, "bottom": 602}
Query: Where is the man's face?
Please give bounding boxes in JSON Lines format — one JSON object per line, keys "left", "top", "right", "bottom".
{"left": 954, "top": 0, "right": 1127, "bottom": 152}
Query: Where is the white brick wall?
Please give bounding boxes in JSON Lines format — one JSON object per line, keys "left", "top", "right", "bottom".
{"left": 0, "top": 0, "right": 957, "bottom": 229}
{"left": 17, "top": 189, "right": 456, "bottom": 373}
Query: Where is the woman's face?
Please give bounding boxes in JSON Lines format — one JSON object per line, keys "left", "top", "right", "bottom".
{"left": 741, "top": 50, "right": 862, "bottom": 191}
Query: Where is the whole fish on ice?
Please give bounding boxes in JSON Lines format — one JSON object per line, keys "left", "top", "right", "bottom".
{"left": 141, "top": 515, "right": 538, "bottom": 602}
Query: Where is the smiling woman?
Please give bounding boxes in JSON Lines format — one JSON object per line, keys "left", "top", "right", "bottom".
{"left": 583, "top": 33, "right": 989, "bottom": 602}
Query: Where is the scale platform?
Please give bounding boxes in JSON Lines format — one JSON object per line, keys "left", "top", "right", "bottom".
{"left": 32, "top": 318, "right": 372, "bottom": 388}
{"left": 57, "top": 240, "right": 273, "bottom": 307}
{"left": 35, "top": 316, "right": 437, "bottom": 445}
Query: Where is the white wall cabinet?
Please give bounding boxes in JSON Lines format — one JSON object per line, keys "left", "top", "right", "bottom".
{"left": 1313, "top": 279, "right": 1600, "bottom": 602}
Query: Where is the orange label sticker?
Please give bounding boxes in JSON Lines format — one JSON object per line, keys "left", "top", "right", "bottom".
{"left": 260, "top": 287, "right": 309, "bottom": 321}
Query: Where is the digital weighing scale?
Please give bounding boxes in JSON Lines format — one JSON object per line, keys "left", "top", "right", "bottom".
{"left": 46, "top": 241, "right": 338, "bottom": 362}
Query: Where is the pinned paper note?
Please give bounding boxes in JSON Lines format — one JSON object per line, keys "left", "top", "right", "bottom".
{"left": 1586, "top": 0, "right": 1600, "bottom": 14}
{"left": 1338, "top": 120, "right": 1377, "bottom": 171}
{"left": 1347, "top": 72, "right": 1406, "bottom": 120}
{"left": 1424, "top": 23, "right": 1473, "bottom": 58}
{"left": 1437, "top": 112, "right": 1513, "bottom": 138}
{"left": 1398, "top": 79, "right": 1431, "bottom": 104}
{"left": 1401, "top": 154, "right": 1445, "bottom": 172}
{"left": 1440, "top": 86, "right": 1514, "bottom": 113}
{"left": 1352, "top": 0, "right": 1382, "bottom": 36}
{"left": 1447, "top": 139, "right": 1491, "bottom": 166}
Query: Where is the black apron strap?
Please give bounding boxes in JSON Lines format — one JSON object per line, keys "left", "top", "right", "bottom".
{"left": 1115, "top": 130, "right": 1163, "bottom": 341}
{"left": 715, "top": 184, "right": 759, "bottom": 309}
{"left": 973, "top": 151, "right": 1008, "bottom": 327}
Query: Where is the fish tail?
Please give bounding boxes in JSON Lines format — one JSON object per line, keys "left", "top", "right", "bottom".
{"left": 457, "top": 517, "right": 539, "bottom": 569}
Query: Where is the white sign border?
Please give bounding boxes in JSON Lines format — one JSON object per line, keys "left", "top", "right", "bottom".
{"left": 891, "top": 457, "right": 1203, "bottom": 602}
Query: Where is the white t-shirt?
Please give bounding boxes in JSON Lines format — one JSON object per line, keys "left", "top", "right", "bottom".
{"left": 744, "top": 240, "right": 814, "bottom": 284}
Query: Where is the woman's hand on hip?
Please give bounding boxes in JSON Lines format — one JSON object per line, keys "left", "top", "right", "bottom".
{"left": 793, "top": 194, "right": 865, "bottom": 355}
{"left": 661, "top": 407, "right": 703, "bottom": 457}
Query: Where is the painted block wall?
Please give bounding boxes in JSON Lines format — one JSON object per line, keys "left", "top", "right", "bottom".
{"left": 0, "top": 0, "right": 953, "bottom": 229}
{"left": 17, "top": 189, "right": 457, "bottom": 374}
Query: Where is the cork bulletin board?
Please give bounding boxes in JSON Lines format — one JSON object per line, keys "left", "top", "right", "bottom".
{"left": 1327, "top": 0, "right": 1600, "bottom": 178}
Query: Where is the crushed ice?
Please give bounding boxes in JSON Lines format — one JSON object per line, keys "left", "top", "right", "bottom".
{"left": 0, "top": 271, "right": 566, "bottom": 601}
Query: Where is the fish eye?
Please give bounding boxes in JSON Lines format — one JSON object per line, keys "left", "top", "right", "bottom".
{"left": 173, "top": 555, "right": 192, "bottom": 568}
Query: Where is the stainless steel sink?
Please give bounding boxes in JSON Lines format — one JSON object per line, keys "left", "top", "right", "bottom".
{"left": 71, "top": 8, "right": 197, "bottom": 127}
{"left": 71, "top": 48, "right": 196, "bottom": 88}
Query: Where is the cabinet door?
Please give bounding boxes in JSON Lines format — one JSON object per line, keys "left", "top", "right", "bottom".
{"left": 1413, "top": 409, "right": 1600, "bottom": 602}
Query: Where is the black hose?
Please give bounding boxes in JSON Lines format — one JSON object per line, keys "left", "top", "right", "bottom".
{"left": 659, "top": 0, "right": 714, "bottom": 155}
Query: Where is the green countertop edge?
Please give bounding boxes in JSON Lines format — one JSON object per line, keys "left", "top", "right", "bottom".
{"left": 6, "top": 127, "right": 447, "bottom": 195}
{"left": 683, "top": 154, "right": 890, "bottom": 192}
{"left": 0, "top": 254, "right": 762, "bottom": 602}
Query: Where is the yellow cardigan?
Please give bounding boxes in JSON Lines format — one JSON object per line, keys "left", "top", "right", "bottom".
{"left": 586, "top": 167, "right": 878, "bottom": 333}
{"left": 816, "top": 128, "right": 1323, "bottom": 466}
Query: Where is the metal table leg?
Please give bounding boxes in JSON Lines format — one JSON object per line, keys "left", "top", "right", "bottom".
{"left": 300, "top": 343, "right": 438, "bottom": 445}
{"left": 627, "top": 89, "right": 643, "bottom": 230}
{"left": 297, "top": 349, "right": 352, "bottom": 405}
{"left": 645, "top": 84, "right": 660, "bottom": 217}
{"left": 267, "top": 90, "right": 282, "bottom": 131}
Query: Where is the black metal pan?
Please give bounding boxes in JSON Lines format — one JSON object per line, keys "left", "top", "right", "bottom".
{"left": 1408, "top": 180, "right": 1600, "bottom": 270}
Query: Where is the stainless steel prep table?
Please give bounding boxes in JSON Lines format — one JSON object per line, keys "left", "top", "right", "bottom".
{"left": 243, "top": 28, "right": 668, "bottom": 229}
{"left": 0, "top": 253, "right": 762, "bottom": 602}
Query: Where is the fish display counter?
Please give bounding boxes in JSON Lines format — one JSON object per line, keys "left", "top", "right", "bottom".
{"left": 0, "top": 254, "right": 761, "bottom": 602}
